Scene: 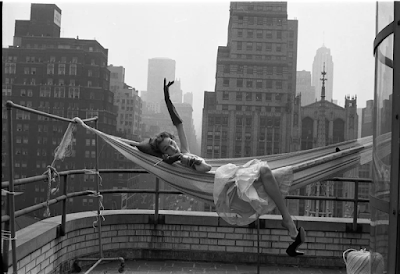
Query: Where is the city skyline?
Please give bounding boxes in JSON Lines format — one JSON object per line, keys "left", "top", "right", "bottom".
{"left": 3, "top": 1, "right": 376, "bottom": 136}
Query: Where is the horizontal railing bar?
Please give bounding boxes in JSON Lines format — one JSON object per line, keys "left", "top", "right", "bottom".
{"left": 323, "top": 177, "right": 373, "bottom": 183}
{"left": 286, "top": 195, "right": 369, "bottom": 203}
{"left": 101, "top": 189, "right": 182, "bottom": 195}
{"left": 1, "top": 190, "right": 92, "bottom": 222}
{"left": 6, "top": 100, "right": 98, "bottom": 123}
{"left": 2, "top": 186, "right": 370, "bottom": 223}
{"left": 2, "top": 169, "right": 149, "bottom": 188}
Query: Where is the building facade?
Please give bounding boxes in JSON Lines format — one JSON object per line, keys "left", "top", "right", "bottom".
{"left": 2, "top": 3, "right": 133, "bottom": 218}
{"left": 108, "top": 65, "right": 142, "bottom": 139}
{"left": 202, "top": 1, "right": 298, "bottom": 158}
{"left": 296, "top": 70, "right": 315, "bottom": 106}
{"left": 146, "top": 57, "right": 176, "bottom": 107}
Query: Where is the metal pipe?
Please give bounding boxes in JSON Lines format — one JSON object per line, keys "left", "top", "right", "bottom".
{"left": 257, "top": 218, "right": 260, "bottom": 274}
{"left": 4, "top": 102, "right": 18, "bottom": 273}
{"left": 60, "top": 175, "right": 68, "bottom": 236}
{"left": 155, "top": 178, "right": 160, "bottom": 224}
{"left": 2, "top": 169, "right": 148, "bottom": 188}
{"left": 94, "top": 119, "right": 103, "bottom": 258}
{"left": 353, "top": 181, "right": 359, "bottom": 231}
{"left": 5, "top": 101, "right": 98, "bottom": 124}
{"left": 2, "top": 191, "right": 93, "bottom": 223}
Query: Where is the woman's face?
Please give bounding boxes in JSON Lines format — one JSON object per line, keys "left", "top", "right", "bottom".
{"left": 158, "top": 137, "right": 180, "bottom": 156}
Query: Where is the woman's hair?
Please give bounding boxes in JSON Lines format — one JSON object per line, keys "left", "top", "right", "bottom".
{"left": 150, "top": 131, "right": 175, "bottom": 153}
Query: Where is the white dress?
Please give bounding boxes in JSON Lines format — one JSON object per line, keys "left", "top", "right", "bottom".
{"left": 213, "top": 159, "right": 293, "bottom": 226}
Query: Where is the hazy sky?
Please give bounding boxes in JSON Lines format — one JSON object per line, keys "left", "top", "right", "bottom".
{"left": 3, "top": 0, "right": 377, "bottom": 136}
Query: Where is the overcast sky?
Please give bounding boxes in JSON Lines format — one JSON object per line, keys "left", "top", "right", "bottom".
{"left": 3, "top": 0, "right": 377, "bottom": 136}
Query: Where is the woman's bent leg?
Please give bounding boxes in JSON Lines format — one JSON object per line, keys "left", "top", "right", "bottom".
{"left": 259, "top": 166, "right": 297, "bottom": 239}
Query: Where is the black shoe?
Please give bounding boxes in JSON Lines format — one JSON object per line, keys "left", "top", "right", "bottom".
{"left": 286, "top": 227, "right": 306, "bottom": 257}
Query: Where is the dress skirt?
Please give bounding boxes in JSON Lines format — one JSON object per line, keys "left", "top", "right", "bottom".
{"left": 213, "top": 159, "right": 293, "bottom": 226}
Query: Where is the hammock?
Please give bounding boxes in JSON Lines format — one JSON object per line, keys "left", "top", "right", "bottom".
{"left": 73, "top": 117, "right": 390, "bottom": 206}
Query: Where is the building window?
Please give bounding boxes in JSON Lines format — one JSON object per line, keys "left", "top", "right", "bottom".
{"left": 236, "top": 105, "right": 242, "bottom": 111}
{"left": 237, "top": 41, "right": 242, "bottom": 50}
{"left": 223, "top": 78, "right": 229, "bottom": 87}
{"left": 256, "top": 30, "right": 263, "bottom": 39}
{"left": 50, "top": 56, "right": 56, "bottom": 63}
{"left": 238, "top": 16, "right": 243, "bottom": 24}
{"left": 24, "top": 67, "right": 29, "bottom": 74}
{"left": 257, "top": 17, "right": 263, "bottom": 25}
{"left": 276, "top": 81, "right": 282, "bottom": 89}
{"left": 69, "top": 64, "right": 77, "bottom": 75}
{"left": 256, "top": 80, "right": 263, "bottom": 89}
{"left": 256, "top": 43, "right": 262, "bottom": 51}
{"left": 277, "top": 31, "right": 282, "bottom": 39}
{"left": 237, "top": 79, "right": 243, "bottom": 87}
{"left": 58, "top": 64, "right": 66, "bottom": 75}
{"left": 222, "top": 91, "right": 229, "bottom": 100}
{"left": 246, "top": 80, "right": 253, "bottom": 88}
{"left": 247, "top": 66, "right": 253, "bottom": 74}
{"left": 246, "top": 42, "right": 253, "bottom": 51}
{"left": 265, "top": 93, "right": 272, "bottom": 101}
{"left": 246, "top": 92, "right": 252, "bottom": 101}
{"left": 47, "top": 64, "right": 54, "bottom": 74}
{"left": 266, "top": 31, "right": 272, "bottom": 39}
{"left": 88, "top": 70, "right": 93, "bottom": 77}
{"left": 237, "top": 29, "right": 243, "bottom": 37}
{"left": 72, "top": 57, "right": 78, "bottom": 63}
{"left": 237, "top": 65, "right": 244, "bottom": 74}
{"left": 247, "top": 30, "right": 253, "bottom": 38}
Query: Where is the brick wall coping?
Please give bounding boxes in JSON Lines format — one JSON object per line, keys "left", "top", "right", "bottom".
{"left": 7, "top": 210, "right": 370, "bottom": 272}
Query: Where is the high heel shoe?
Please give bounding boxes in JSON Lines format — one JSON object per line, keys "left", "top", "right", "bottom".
{"left": 286, "top": 227, "right": 306, "bottom": 257}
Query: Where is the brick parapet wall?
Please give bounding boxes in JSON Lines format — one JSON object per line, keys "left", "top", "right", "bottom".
{"left": 7, "top": 210, "right": 370, "bottom": 274}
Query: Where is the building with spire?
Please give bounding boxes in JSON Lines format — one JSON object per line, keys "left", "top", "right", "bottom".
{"left": 290, "top": 66, "right": 358, "bottom": 218}
{"left": 312, "top": 45, "right": 334, "bottom": 102}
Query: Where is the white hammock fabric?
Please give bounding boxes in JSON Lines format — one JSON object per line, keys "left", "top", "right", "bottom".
{"left": 73, "top": 118, "right": 389, "bottom": 225}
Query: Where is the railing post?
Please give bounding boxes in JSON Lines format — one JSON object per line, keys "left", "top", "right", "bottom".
{"left": 60, "top": 174, "right": 68, "bottom": 236}
{"left": 154, "top": 178, "right": 160, "bottom": 224}
{"left": 3, "top": 102, "right": 18, "bottom": 273}
{"left": 94, "top": 119, "right": 103, "bottom": 258}
{"left": 257, "top": 217, "right": 260, "bottom": 274}
{"left": 353, "top": 180, "right": 359, "bottom": 231}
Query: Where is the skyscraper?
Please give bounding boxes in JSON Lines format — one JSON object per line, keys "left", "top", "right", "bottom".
{"left": 146, "top": 58, "right": 175, "bottom": 112}
{"left": 312, "top": 45, "right": 334, "bottom": 102}
{"left": 202, "top": 2, "right": 298, "bottom": 158}
{"left": 296, "top": 70, "right": 315, "bottom": 106}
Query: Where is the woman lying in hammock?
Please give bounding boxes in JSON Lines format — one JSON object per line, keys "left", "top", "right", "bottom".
{"left": 134, "top": 79, "right": 212, "bottom": 172}
{"left": 136, "top": 79, "right": 305, "bottom": 257}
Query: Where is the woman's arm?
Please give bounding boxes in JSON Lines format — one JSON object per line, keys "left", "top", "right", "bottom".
{"left": 163, "top": 78, "right": 190, "bottom": 153}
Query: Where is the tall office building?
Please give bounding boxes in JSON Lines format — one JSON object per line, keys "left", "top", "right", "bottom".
{"left": 183, "top": 92, "right": 193, "bottom": 106}
{"left": 108, "top": 65, "right": 142, "bottom": 138}
{"left": 2, "top": 4, "right": 133, "bottom": 218}
{"left": 312, "top": 45, "right": 334, "bottom": 102}
{"left": 296, "top": 70, "right": 315, "bottom": 106}
{"left": 202, "top": 2, "right": 298, "bottom": 158}
{"left": 146, "top": 57, "right": 176, "bottom": 111}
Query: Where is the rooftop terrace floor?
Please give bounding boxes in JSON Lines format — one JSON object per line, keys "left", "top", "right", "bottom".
{"left": 80, "top": 260, "right": 346, "bottom": 274}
